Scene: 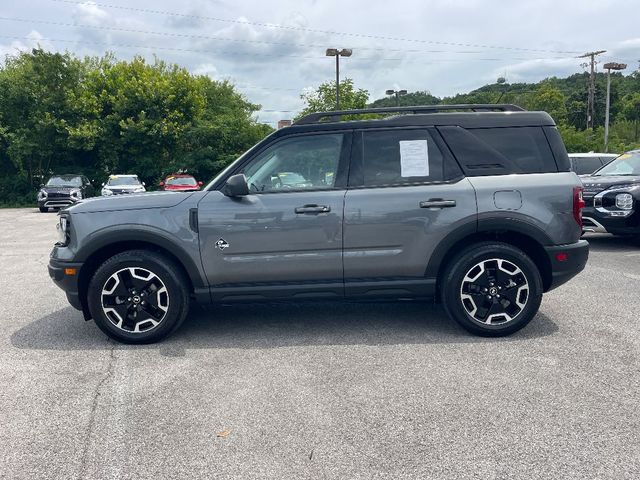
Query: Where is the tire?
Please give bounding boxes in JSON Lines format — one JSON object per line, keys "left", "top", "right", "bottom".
{"left": 87, "top": 250, "right": 190, "bottom": 344}
{"left": 440, "top": 242, "right": 543, "bottom": 337}
{"left": 39, "top": 207, "right": 48, "bottom": 213}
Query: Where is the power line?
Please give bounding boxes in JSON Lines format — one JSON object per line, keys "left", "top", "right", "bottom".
{"left": 0, "top": 16, "right": 576, "bottom": 61}
{"left": 49, "top": 0, "right": 582, "bottom": 55}
{"left": 0, "top": 33, "right": 578, "bottom": 65}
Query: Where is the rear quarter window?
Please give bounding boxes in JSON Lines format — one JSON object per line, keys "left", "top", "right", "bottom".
{"left": 438, "top": 126, "right": 559, "bottom": 176}
{"left": 468, "top": 127, "right": 557, "bottom": 174}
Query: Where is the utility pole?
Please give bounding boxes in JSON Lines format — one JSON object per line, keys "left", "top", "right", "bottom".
{"left": 603, "top": 62, "right": 627, "bottom": 152}
{"left": 385, "top": 89, "right": 407, "bottom": 106}
{"left": 578, "top": 50, "right": 606, "bottom": 130}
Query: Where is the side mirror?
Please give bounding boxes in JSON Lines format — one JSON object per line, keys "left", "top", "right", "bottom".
{"left": 142, "top": 182, "right": 146, "bottom": 186}
{"left": 223, "top": 174, "right": 249, "bottom": 197}
{"left": 159, "top": 181, "right": 164, "bottom": 187}
{"left": 101, "top": 182, "right": 105, "bottom": 187}
{"left": 198, "top": 181, "right": 204, "bottom": 186}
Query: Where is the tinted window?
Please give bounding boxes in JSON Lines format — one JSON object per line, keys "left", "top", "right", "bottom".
{"left": 244, "top": 134, "right": 343, "bottom": 193}
{"left": 468, "top": 127, "right": 556, "bottom": 174}
{"left": 362, "top": 129, "right": 446, "bottom": 186}
{"left": 571, "top": 157, "right": 603, "bottom": 175}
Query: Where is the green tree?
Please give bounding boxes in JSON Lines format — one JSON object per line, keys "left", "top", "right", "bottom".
{"left": 296, "top": 79, "right": 369, "bottom": 119}
{"left": 620, "top": 92, "right": 640, "bottom": 141}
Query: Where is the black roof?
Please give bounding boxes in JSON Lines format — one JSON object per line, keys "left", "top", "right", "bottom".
{"left": 280, "top": 104, "right": 555, "bottom": 137}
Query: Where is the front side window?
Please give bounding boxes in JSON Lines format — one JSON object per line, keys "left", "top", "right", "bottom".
{"left": 243, "top": 134, "right": 343, "bottom": 193}
{"left": 362, "top": 129, "right": 445, "bottom": 186}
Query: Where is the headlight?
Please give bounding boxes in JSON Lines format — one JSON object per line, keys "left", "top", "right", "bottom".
{"left": 134, "top": 187, "right": 145, "bottom": 192}
{"left": 616, "top": 193, "right": 634, "bottom": 210}
{"left": 37, "top": 189, "right": 48, "bottom": 200}
{"left": 101, "top": 188, "right": 113, "bottom": 196}
{"left": 70, "top": 189, "right": 82, "bottom": 199}
{"left": 56, "top": 215, "right": 70, "bottom": 245}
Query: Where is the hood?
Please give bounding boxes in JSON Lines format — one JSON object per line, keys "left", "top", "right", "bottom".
{"left": 580, "top": 175, "right": 640, "bottom": 188}
{"left": 68, "top": 191, "right": 196, "bottom": 213}
{"left": 103, "top": 184, "right": 143, "bottom": 190}
{"left": 164, "top": 184, "right": 200, "bottom": 190}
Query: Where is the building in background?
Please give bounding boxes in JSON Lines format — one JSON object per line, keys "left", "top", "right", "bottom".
{"left": 277, "top": 119, "right": 292, "bottom": 129}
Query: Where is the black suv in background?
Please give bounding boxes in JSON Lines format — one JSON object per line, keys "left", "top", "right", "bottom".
{"left": 581, "top": 149, "right": 640, "bottom": 236}
{"left": 37, "top": 174, "right": 95, "bottom": 212}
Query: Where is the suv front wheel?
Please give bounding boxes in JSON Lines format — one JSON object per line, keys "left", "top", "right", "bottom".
{"left": 87, "top": 250, "right": 190, "bottom": 344}
{"left": 441, "top": 242, "right": 543, "bottom": 336}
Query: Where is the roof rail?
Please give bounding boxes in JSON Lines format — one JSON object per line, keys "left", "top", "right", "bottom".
{"left": 294, "top": 104, "right": 525, "bottom": 125}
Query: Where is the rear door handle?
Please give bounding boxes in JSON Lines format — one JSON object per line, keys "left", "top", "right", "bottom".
{"left": 295, "top": 204, "right": 331, "bottom": 214}
{"left": 419, "top": 199, "right": 457, "bottom": 208}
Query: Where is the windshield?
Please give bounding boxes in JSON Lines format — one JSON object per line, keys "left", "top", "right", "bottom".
{"left": 595, "top": 151, "right": 640, "bottom": 176}
{"left": 166, "top": 176, "right": 197, "bottom": 186}
{"left": 107, "top": 176, "right": 141, "bottom": 186}
{"left": 46, "top": 176, "right": 82, "bottom": 187}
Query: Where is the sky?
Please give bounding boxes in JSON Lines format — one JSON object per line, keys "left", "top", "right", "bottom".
{"left": 0, "top": 0, "right": 638, "bottom": 126}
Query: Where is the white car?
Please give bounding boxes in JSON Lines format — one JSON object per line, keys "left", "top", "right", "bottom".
{"left": 101, "top": 175, "right": 146, "bottom": 196}
{"left": 568, "top": 153, "right": 618, "bottom": 176}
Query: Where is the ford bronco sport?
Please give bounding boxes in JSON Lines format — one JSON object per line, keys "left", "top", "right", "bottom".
{"left": 48, "top": 104, "right": 589, "bottom": 343}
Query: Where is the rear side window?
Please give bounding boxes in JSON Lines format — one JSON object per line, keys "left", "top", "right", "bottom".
{"left": 439, "top": 126, "right": 558, "bottom": 176}
{"left": 469, "top": 127, "right": 557, "bottom": 174}
{"left": 571, "top": 157, "right": 602, "bottom": 175}
{"left": 361, "top": 129, "right": 453, "bottom": 186}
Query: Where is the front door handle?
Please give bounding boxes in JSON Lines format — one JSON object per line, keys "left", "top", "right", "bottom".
{"left": 295, "top": 204, "right": 331, "bottom": 214}
{"left": 419, "top": 199, "right": 457, "bottom": 208}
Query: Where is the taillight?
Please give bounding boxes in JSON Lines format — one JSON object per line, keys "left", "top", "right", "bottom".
{"left": 573, "top": 186, "right": 585, "bottom": 227}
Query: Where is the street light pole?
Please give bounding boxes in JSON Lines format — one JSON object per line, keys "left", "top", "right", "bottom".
{"left": 335, "top": 54, "right": 340, "bottom": 110}
{"left": 385, "top": 89, "right": 408, "bottom": 106}
{"left": 326, "top": 48, "right": 352, "bottom": 110}
{"left": 603, "top": 62, "right": 627, "bottom": 152}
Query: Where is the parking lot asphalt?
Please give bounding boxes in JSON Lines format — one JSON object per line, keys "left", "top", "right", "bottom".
{"left": 1, "top": 208, "right": 639, "bottom": 480}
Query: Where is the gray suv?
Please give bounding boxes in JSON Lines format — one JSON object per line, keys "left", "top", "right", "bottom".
{"left": 48, "top": 104, "right": 589, "bottom": 343}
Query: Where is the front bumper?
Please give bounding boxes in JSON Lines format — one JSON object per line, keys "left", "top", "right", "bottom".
{"left": 582, "top": 206, "right": 640, "bottom": 235}
{"left": 38, "top": 197, "right": 78, "bottom": 209}
{"left": 544, "top": 240, "right": 589, "bottom": 291}
{"left": 48, "top": 258, "right": 84, "bottom": 311}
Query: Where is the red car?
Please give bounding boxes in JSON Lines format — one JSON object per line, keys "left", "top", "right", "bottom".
{"left": 159, "top": 174, "right": 203, "bottom": 192}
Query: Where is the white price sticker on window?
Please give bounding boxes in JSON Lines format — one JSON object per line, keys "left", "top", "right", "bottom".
{"left": 399, "top": 140, "right": 429, "bottom": 177}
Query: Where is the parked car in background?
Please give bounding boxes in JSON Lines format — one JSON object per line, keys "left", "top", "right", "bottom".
{"left": 49, "top": 104, "right": 588, "bottom": 344}
{"left": 159, "top": 174, "right": 203, "bottom": 192}
{"left": 37, "top": 174, "right": 95, "bottom": 212}
{"left": 568, "top": 153, "right": 618, "bottom": 175}
{"left": 101, "top": 175, "right": 146, "bottom": 196}
{"left": 581, "top": 149, "right": 640, "bottom": 236}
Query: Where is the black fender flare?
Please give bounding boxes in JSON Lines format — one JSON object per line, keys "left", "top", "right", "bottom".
{"left": 75, "top": 224, "right": 206, "bottom": 288}
{"left": 424, "top": 215, "right": 554, "bottom": 279}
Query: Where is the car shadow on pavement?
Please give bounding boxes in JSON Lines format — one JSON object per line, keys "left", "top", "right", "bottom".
{"left": 583, "top": 233, "right": 640, "bottom": 251}
{"left": 11, "top": 301, "right": 558, "bottom": 354}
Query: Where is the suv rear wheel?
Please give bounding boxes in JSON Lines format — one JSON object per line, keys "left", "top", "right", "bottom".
{"left": 440, "top": 242, "right": 543, "bottom": 336}
{"left": 87, "top": 250, "right": 190, "bottom": 344}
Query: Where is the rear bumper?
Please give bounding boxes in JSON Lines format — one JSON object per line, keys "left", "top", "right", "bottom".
{"left": 48, "top": 258, "right": 84, "bottom": 311}
{"left": 544, "top": 240, "right": 589, "bottom": 291}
